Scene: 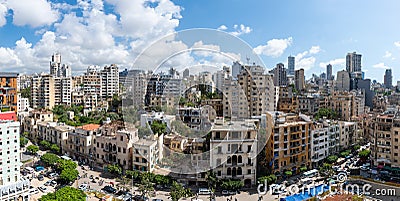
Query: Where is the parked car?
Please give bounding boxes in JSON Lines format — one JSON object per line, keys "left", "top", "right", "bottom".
{"left": 50, "top": 180, "right": 57, "bottom": 187}
{"left": 37, "top": 175, "right": 44, "bottom": 181}
{"left": 198, "top": 188, "right": 211, "bottom": 195}
{"left": 221, "top": 190, "right": 229, "bottom": 196}
{"left": 133, "top": 195, "right": 149, "bottom": 201}
{"left": 35, "top": 166, "right": 45, "bottom": 172}
{"left": 102, "top": 186, "right": 117, "bottom": 194}
{"left": 78, "top": 184, "right": 88, "bottom": 191}
{"left": 38, "top": 186, "right": 47, "bottom": 192}
{"left": 44, "top": 180, "right": 52, "bottom": 186}
{"left": 48, "top": 172, "right": 59, "bottom": 178}
{"left": 29, "top": 186, "right": 39, "bottom": 194}
{"left": 228, "top": 190, "right": 238, "bottom": 195}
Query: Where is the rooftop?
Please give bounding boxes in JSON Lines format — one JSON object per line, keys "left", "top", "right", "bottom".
{"left": 0, "top": 72, "right": 19, "bottom": 78}
{"left": 77, "top": 124, "right": 100, "bottom": 131}
{"left": 133, "top": 138, "right": 157, "bottom": 147}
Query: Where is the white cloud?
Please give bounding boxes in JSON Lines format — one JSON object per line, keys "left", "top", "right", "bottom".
{"left": 319, "top": 58, "right": 345, "bottom": 68}
{"left": 0, "top": 3, "right": 7, "bottom": 27}
{"left": 383, "top": 51, "right": 392, "bottom": 58}
{"left": 395, "top": 41, "right": 400, "bottom": 47}
{"left": 217, "top": 24, "right": 252, "bottom": 36}
{"left": 217, "top": 25, "right": 227, "bottom": 31}
{"left": 309, "top": 46, "right": 321, "bottom": 54}
{"left": 230, "top": 24, "right": 252, "bottom": 36}
{"left": 254, "top": 37, "right": 293, "bottom": 57}
{"left": 8, "top": 0, "right": 59, "bottom": 27}
{"left": 373, "top": 62, "right": 390, "bottom": 69}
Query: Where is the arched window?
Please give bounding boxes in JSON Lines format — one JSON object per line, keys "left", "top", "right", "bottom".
{"left": 232, "top": 155, "right": 238, "bottom": 165}
{"left": 238, "top": 155, "right": 242, "bottom": 164}
{"left": 227, "top": 168, "right": 232, "bottom": 175}
{"left": 237, "top": 167, "right": 242, "bottom": 175}
{"left": 227, "top": 156, "right": 231, "bottom": 164}
{"left": 232, "top": 167, "right": 237, "bottom": 177}
{"left": 113, "top": 144, "right": 117, "bottom": 151}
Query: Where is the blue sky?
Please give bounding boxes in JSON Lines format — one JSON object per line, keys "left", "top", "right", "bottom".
{"left": 0, "top": 0, "right": 399, "bottom": 83}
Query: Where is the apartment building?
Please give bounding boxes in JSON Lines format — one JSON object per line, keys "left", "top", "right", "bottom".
{"left": 54, "top": 77, "right": 73, "bottom": 106}
{"left": 0, "top": 120, "right": 30, "bottom": 201}
{"left": 63, "top": 124, "right": 100, "bottom": 164}
{"left": 223, "top": 63, "right": 274, "bottom": 120}
{"left": 101, "top": 64, "right": 119, "bottom": 100}
{"left": 370, "top": 114, "right": 400, "bottom": 169}
{"left": 22, "top": 110, "right": 54, "bottom": 140}
{"left": 132, "top": 138, "right": 162, "bottom": 172}
{"left": 31, "top": 74, "right": 55, "bottom": 109}
{"left": 298, "top": 95, "right": 319, "bottom": 115}
{"left": 140, "top": 112, "right": 176, "bottom": 131}
{"left": 265, "top": 112, "right": 312, "bottom": 176}
{"left": 311, "top": 120, "right": 340, "bottom": 168}
{"left": 277, "top": 86, "right": 298, "bottom": 113}
{"left": 0, "top": 72, "right": 19, "bottom": 112}
{"left": 209, "top": 118, "right": 258, "bottom": 186}
{"left": 36, "top": 121, "right": 74, "bottom": 152}
{"left": 94, "top": 122, "right": 138, "bottom": 171}
{"left": 339, "top": 121, "right": 357, "bottom": 149}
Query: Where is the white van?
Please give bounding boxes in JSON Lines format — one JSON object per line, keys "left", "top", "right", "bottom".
{"left": 25, "top": 167, "right": 34, "bottom": 173}
{"left": 198, "top": 188, "right": 211, "bottom": 195}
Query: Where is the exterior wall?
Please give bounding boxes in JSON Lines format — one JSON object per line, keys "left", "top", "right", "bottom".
{"left": 0, "top": 121, "right": 21, "bottom": 185}
{"left": 0, "top": 73, "right": 18, "bottom": 112}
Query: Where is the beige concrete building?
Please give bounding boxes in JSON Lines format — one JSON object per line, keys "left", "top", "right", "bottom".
{"left": 31, "top": 74, "right": 55, "bottom": 109}
{"left": 132, "top": 137, "right": 161, "bottom": 172}
{"left": 37, "top": 121, "right": 74, "bottom": 151}
{"left": 294, "top": 68, "right": 305, "bottom": 91}
{"left": 209, "top": 118, "right": 258, "bottom": 186}
{"left": 22, "top": 110, "right": 54, "bottom": 140}
{"left": 93, "top": 122, "right": 138, "bottom": 170}
{"left": 101, "top": 64, "right": 119, "bottom": 100}
{"left": 265, "top": 112, "right": 312, "bottom": 176}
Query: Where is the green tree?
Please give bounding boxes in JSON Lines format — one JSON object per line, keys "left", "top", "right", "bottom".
{"left": 340, "top": 150, "right": 351, "bottom": 157}
{"left": 50, "top": 144, "right": 61, "bottom": 153}
{"left": 284, "top": 171, "right": 293, "bottom": 176}
{"left": 170, "top": 181, "right": 192, "bottom": 201}
{"left": 153, "top": 174, "right": 171, "bottom": 186}
{"left": 138, "top": 126, "right": 153, "bottom": 138}
{"left": 221, "top": 180, "right": 244, "bottom": 190}
{"left": 56, "top": 159, "right": 77, "bottom": 172}
{"left": 40, "top": 186, "right": 86, "bottom": 201}
{"left": 359, "top": 149, "right": 371, "bottom": 159}
{"left": 138, "top": 173, "right": 154, "bottom": 198}
{"left": 27, "top": 145, "right": 39, "bottom": 155}
{"left": 150, "top": 121, "right": 167, "bottom": 134}
{"left": 353, "top": 145, "right": 361, "bottom": 151}
{"left": 107, "top": 164, "right": 122, "bottom": 175}
{"left": 171, "top": 120, "right": 192, "bottom": 136}
{"left": 20, "top": 136, "right": 28, "bottom": 147}
{"left": 326, "top": 155, "right": 338, "bottom": 164}
{"left": 59, "top": 168, "right": 79, "bottom": 184}
{"left": 41, "top": 153, "right": 60, "bottom": 167}
{"left": 205, "top": 171, "right": 218, "bottom": 190}
{"left": 126, "top": 170, "right": 141, "bottom": 180}
{"left": 258, "top": 174, "right": 277, "bottom": 184}
{"left": 40, "top": 140, "right": 52, "bottom": 150}
{"left": 314, "top": 108, "right": 338, "bottom": 120}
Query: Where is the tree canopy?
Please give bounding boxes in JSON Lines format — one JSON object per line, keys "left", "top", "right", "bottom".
{"left": 314, "top": 108, "right": 338, "bottom": 120}
{"left": 60, "top": 168, "right": 79, "bottom": 184}
{"left": 41, "top": 153, "right": 60, "bottom": 167}
{"left": 150, "top": 121, "right": 167, "bottom": 134}
{"left": 170, "top": 181, "right": 193, "bottom": 201}
{"left": 27, "top": 145, "right": 39, "bottom": 154}
{"left": 39, "top": 186, "right": 86, "bottom": 201}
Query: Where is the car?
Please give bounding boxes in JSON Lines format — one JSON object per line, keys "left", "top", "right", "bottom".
{"left": 37, "top": 175, "right": 44, "bottom": 181}
{"left": 152, "top": 199, "right": 163, "bottom": 201}
{"left": 38, "top": 186, "right": 47, "bottom": 192}
{"left": 50, "top": 180, "right": 57, "bottom": 187}
{"left": 228, "top": 190, "right": 238, "bottom": 195}
{"left": 21, "top": 171, "right": 28, "bottom": 176}
{"left": 133, "top": 195, "right": 149, "bottom": 201}
{"left": 29, "top": 187, "right": 39, "bottom": 194}
{"left": 221, "top": 190, "right": 229, "bottom": 196}
{"left": 198, "top": 188, "right": 211, "bottom": 195}
{"left": 35, "top": 166, "right": 45, "bottom": 172}
{"left": 44, "top": 180, "right": 52, "bottom": 186}
{"left": 48, "top": 172, "right": 59, "bottom": 178}
{"left": 78, "top": 184, "right": 88, "bottom": 191}
{"left": 102, "top": 186, "right": 117, "bottom": 194}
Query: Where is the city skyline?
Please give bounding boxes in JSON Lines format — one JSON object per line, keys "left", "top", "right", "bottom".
{"left": 0, "top": 0, "right": 398, "bottom": 83}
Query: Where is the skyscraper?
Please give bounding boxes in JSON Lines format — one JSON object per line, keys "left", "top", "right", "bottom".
{"left": 50, "top": 53, "right": 71, "bottom": 77}
{"left": 326, "top": 64, "right": 333, "bottom": 80}
{"left": 346, "top": 52, "right": 362, "bottom": 73}
{"left": 384, "top": 69, "right": 393, "bottom": 88}
{"left": 295, "top": 69, "right": 305, "bottom": 91}
{"left": 287, "top": 56, "right": 295, "bottom": 76}
{"left": 336, "top": 70, "right": 351, "bottom": 91}
{"left": 269, "top": 63, "right": 287, "bottom": 87}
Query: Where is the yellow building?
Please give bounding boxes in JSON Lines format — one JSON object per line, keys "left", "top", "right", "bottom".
{"left": 0, "top": 72, "right": 18, "bottom": 112}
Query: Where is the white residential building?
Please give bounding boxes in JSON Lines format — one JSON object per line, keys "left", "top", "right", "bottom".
{"left": 101, "top": 64, "right": 119, "bottom": 100}
{"left": 0, "top": 120, "right": 30, "bottom": 201}
{"left": 209, "top": 118, "right": 258, "bottom": 186}
{"left": 311, "top": 120, "right": 340, "bottom": 168}
{"left": 140, "top": 112, "right": 176, "bottom": 130}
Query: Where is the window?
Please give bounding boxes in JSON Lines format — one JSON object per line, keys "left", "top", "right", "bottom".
{"left": 118, "top": 147, "right": 121, "bottom": 153}
{"left": 217, "top": 147, "right": 222, "bottom": 154}
{"left": 216, "top": 159, "right": 221, "bottom": 166}
{"left": 247, "top": 169, "right": 251, "bottom": 174}
{"left": 123, "top": 148, "right": 126, "bottom": 154}
{"left": 217, "top": 171, "right": 221, "bottom": 176}
{"left": 120, "top": 136, "right": 123, "bottom": 141}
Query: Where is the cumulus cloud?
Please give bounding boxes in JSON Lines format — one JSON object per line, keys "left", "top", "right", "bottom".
{"left": 292, "top": 45, "right": 321, "bottom": 71}
{"left": 254, "top": 37, "right": 293, "bottom": 57}
{"left": 0, "top": 3, "right": 7, "bottom": 27}
{"left": 383, "top": 51, "right": 392, "bottom": 58}
{"left": 0, "top": 0, "right": 183, "bottom": 74}
{"left": 217, "top": 25, "right": 227, "bottom": 31}
{"left": 319, "top": 58, "right": 345, "bottom": 68}
{"left": 217, "top": 24, "right": 252, "bottom": 36}
{"left": 373, "top": 62, "right": 390, "bottom": 69}
{"left": 309, "top": 46, "right": 321, "bottom": 54}
{"left": 395, "top": 41, "right": 400, "bottom": 47}
{"left": 8, "top": 0, "right": 59, "bottom": 27}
